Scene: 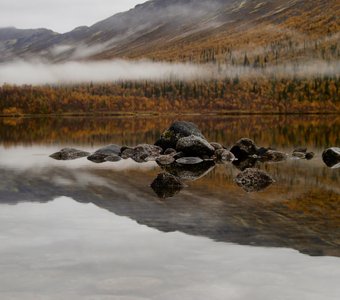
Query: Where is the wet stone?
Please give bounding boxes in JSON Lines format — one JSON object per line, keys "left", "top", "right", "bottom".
{"left": 164, "top": 148, "right": 177, "bottom": 155}
{"left": 176, "top": 135, "right": 215, "bottom": 158}
{"left": 210, "top": 142, "right": 223, "bottom": 150}
{"left": 259, "top": 150, "right": 287, "bottom": 162}
{"left": 121, "top": 144, "right": 162, "bottom": 163}
{"left": 156, "top": 155, "right": 175, "bottom": 165}
{"left": 150, "top": 173, "right": 184, "bottom": 198}
{"left": 230, "top": 138, "right": 258, "bottom": 159}
{"left": 87, "top": 144, "right": 122, "bottom": 163}
{"left": 176, "top": 157, "right": 204, "bottom": 165}
{"left": 214, "top": 149, "right": 236, "bottom": 162}
{"left": 161, "top": 160, "right": 216, "bottom": 181}
{"left": 50, "top": 148, "right": 90, "bottom": 161}
{"left": 155, "top": 121, "right": 206, "bottom": 151}
{"left": 235, "top": 168, "right": 275, "bottom": 192}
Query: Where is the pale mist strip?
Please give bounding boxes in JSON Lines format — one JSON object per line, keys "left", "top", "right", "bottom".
{"left": 0, "top": 60, "right": 208, "bottom": 85}
{"left": 0, "top": 59, "right": 338, "bottom": 85}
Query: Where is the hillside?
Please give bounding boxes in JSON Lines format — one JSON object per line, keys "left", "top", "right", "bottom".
{"left": 0, "top": 0, "right": 338, "bottom": 65}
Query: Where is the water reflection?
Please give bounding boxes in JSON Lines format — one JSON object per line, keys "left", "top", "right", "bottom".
{"left": 0, "top": 116, "right": 339, "bottom": 258}
{"left": 1, "top": 197, "right": 339, "bottom": 300}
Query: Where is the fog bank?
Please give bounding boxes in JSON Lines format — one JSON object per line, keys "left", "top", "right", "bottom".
{"left": 0, "top": 59, "right": 338, "bottom": 85}
{"left": 0, "top": 60, "right": 208, "bottom": 85}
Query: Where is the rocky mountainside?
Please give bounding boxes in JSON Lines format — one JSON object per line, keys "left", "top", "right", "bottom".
{"left": 0, "top": 0, "right": 338, "bottom": 64}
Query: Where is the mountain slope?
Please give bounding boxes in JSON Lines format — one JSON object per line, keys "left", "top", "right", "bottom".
{"left": 0, "top": 0, "right": 338, "bottom": 65}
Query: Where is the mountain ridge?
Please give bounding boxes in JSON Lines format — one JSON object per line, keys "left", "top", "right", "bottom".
{"left": 0, "top": 0, "right": 339, "bottom": 65}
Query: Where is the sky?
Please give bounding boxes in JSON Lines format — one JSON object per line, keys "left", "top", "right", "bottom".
{"left": 0, "top": 0, "right": 145, "bottom": 33}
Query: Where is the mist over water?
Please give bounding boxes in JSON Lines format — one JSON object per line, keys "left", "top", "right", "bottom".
{"left": 0, "top": 59, "right": 339, "bottom": 85}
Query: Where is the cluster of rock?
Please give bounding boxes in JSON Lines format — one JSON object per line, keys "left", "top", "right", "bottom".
{"left": 50, "top": 121, "right": 340, "bottom": 198}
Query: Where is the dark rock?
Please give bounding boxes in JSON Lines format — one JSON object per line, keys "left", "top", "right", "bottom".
{"left": 120, "top": 147, "right": 135, "bottom": 159}
{"left": 121, "top": 144, "right": 162, "bottom": 163}
{"left": 235, "top": 168, "right": 274, "bottom": 192}
{"left": 233, "top": 157, "right": 259, "bottom": 171}
{"left": 161, "top": 160, "right": 215, "bottom": 181}
{"left": 150, "top": 173, "right": 184, "bottom": 198}
{"left": 176, "top": 157, "right": 204, "bottom": 165}
{"left": 257, "top": 147, "right": 269, "bottom": 156}
{"left": 305, "top": 152, "right": 315, "bottom": 160}
{"left": 173, "top": 152, "right": 186, "bottom": 159}
{"left": 259, "top": 150, "right": 287, "bottom": 162}
{"left": 155, "top": 121, "right": 206, "bottom": 151}
{"left": 88, "top": 144, "right": 122, "bottom": 163}
{"left": 164, "top": 148, "right": 177, "bottom": 155}
{"left": 50, "top": 148, "right": 90, "bottom": 161}
{"left": 214, "top": 149, "right": 236, "bottom": 162}
{"left": 230, "top": 138, "right": 258, "bottom": 159}
{"left": 322, "top": 147, "right": 340, "bottom": 168}
{"left": 176, "top": 135, "right": 215, "bottom": 157}
{"left": 156, "top": 155, "right": 175, "bottom": 165}
{"left": 210, "top": 142, "right": 223, "bottom": 150}
{"left": 105, "top": 155, "right": 122, "bottom": 162}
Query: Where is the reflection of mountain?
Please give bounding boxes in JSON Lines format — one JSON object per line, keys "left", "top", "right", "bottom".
{"left": 1, "top": 159, "right": 339, "bottom": 257}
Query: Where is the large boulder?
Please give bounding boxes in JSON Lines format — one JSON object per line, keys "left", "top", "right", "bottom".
{"left": 176, "top": 135, "right": 215, "bottom": 158}
{"left": 322, "top": 147, "right": 340, "bottom": 168}
{"left": 230, "top": 138, "right": 258, "bottom": 159}
{"left": 235, "top": 168, "right": 274, "bottom": 192}
{"left": 87, "top": 144, "right": 122, "bottom": 163}
{"left": 155, "top": 121, "right": 206, "bottom": 151}
{"left": 50, "top": 148, "right": 90, "bottom": 161}
{"left": 121, "top": 144, "right": 162, "bottom": 163}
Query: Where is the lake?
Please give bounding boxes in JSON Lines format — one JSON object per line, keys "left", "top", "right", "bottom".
{"left": 0, "top": 115, "right": 339, "bottom": 300}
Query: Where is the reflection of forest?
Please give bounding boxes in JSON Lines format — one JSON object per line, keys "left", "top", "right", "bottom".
{"left": 1, "top": 159, "right": 339, "bottom": 257}
{"left": 1, "top": 115, "right": 339, "bottom": 148}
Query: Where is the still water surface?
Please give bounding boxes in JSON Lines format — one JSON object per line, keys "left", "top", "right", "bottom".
{"left": 0, "top": 115, "right": 339, "bottom": 299}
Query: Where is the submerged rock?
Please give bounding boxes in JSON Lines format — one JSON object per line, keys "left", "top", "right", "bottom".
{"left": 322, "top": 147, "right": 340, "bottom": 168}
{"left": 87, "top": 144, "right": 122, "bottom": 163}
{"left": 259, "top": 150, "right": 287, "bottom": 162}
{"left": 210, "top": 142, "right": 223, "bottom": 150}
{"left": 156, "top": 155, "right": 175, "bottom": 165}
{"left": 164, "top": 148, "right": 177, "bottom": 155}
{"left": 233, "top": 157, "right": 259, "bottom": 171}
{"left": 292, "top": 152, "right": 307, "bottom": 159}
{"left": 176, "top": 135, "right": 215, "bottom": 158}
{"left": 150, "top": 173, "right": 184, "bottom": 198}
{"left": 155, "top": 121, "right": 206, "bottom": 151}
{"left": 161, "top": 160, "right": 215, "bottom": 181}
{"left": 121, "top": 144, "right": 162, "bottom": 163}
{"left": 176, "top": 157, "right": 204, "bottom": 165}
{"left": 230, "top": 138, "right": 258, "bottom": 159}
{"left": 235, "top": 168, "right": 274, "bottom": 192}
{"left": 50, "top": 148, "right": 90, "bottom": 161}
{"left": 293, "top": 147, "right": 307, "bottom": 154}
{"left": 214, "top": 149, "right": 236, "bottom": 162}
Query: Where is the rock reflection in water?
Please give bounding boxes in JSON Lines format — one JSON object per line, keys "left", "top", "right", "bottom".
{"left": 0, "top": 115, "right": 339, "bottom": 258}
{"left": 160, "top": 160, "right": 216, "bottom": 181}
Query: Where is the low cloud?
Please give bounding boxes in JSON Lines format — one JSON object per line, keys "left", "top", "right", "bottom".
{"left": 0, "top": 59, "right": 208, "bottom": 85}
{"left": 0, "top": 59, "right": 338, "bottom": 85}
